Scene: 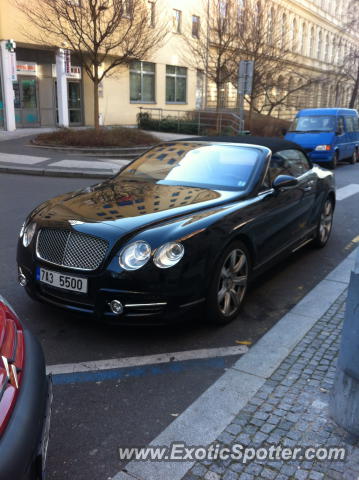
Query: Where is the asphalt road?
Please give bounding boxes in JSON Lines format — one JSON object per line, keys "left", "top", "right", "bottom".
{"left": 0, "top": 162, "right": 358, "bottom": 479}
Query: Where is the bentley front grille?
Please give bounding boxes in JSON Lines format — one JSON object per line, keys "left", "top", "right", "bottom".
{"left": 36, "top": 228, "right": 109, "bottom": 271}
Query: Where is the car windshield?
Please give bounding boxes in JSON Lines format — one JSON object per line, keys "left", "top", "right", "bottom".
{"left": 289, "top": 115, "right": 336, "bottom": 133}
{"left": 118, "top": 143, "right": 261, "bottom": 190}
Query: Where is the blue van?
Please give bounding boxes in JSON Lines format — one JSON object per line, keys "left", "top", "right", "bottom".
{"left": 285, "top": 108, "right": 359, "bottom": 169}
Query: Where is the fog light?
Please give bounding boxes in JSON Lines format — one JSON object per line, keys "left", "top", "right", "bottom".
{"left": 109, "top": 300, "right": 123, "bottom": 315}
{"left": 18, "top": 270, "right": 27, "bottom": 287}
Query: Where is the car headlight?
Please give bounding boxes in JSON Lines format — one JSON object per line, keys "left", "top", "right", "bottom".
{"left": 315, "top": 145, "right": 331, "bottom": 151}
{"left": 23, "top": 222, "right": 37, "bottom": 247}
{"left": 119, "top": 241, "right": 151, "bottom": 271}
{"left": 153, "top": 242, "right": 184, "bottom": 269}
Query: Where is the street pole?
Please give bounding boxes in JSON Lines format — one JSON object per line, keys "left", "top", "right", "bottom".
{"left": 204, "top": 0, "right": 210, "bottom": 110}
{"left": 330, "top": 247, "right": 359, "bottom": 435}
{"left": 238, "top": 60, "right": 254, "bottom": 134}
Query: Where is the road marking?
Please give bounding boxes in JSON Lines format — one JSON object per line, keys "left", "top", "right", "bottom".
{"left": 51, "top": 357, "right": 232, "bottom": 385}
{"left": 49, "top": 159, "right": 120, "bottom": 170}
{"left": 46, "top": 345, "right": 248, "bottom": 376}
{"left": 336, "top": 184, "right": 359, "bottom": 201}
{"left": 0, "top": 153, "right": 49, "bottom": 165}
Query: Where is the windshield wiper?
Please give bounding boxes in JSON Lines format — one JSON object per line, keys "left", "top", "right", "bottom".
{"left": 301, "top": 130, "right": 329, "bottom": 133}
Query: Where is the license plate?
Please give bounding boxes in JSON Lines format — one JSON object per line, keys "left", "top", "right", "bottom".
{"left": 36, "top": 267, "right": 88, "bottom": 293}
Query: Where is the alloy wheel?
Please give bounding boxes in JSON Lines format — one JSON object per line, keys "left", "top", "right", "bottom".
{"left": 217, "top": 248, "right": 248, "bottom": 317}
{"left": 319, "top": 200, "right": 333, "bottom": 244}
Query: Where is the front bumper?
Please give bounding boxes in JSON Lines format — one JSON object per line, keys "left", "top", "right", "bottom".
{"left": 17, "top": 259, "right": 206, "bottom": 325}
{"left": 0, "top": 329, "right": 51, "bottom": 480}
{"left": 307, "top": 150, "right": 334, "bottom": 163}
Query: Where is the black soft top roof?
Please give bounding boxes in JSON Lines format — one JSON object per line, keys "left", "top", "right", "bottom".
{"left": 181, "top": 135, "right": 305, "bottom": 155}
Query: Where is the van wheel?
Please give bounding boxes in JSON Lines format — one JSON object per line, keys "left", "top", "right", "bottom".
{"left": 349, "top": 150, "right": 358, "bottom": 165}
{"left": 329, "top": 152, "right": 338, "bottom": 170}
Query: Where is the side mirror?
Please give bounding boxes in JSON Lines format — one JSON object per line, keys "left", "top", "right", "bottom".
{"left": 336, "top": 129, "right": 343, "bottom": 136}
{"left": 272, "top": 175, "right": 298, "bottom": 190}
{"left": 280, "top": 128, "right": 287, "bottom": 136}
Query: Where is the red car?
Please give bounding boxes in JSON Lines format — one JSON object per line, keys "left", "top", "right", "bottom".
{"left": 0, "top": 295, "right": 51, "bottom": 480}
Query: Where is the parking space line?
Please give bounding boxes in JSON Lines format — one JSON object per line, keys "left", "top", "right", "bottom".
{"left": 46, "top": 345, "right": 248, "bottom": 377}
{"left": 51, "top": 356, "right": 231, "bottom": 385}
{"left": 336, "top": 184, "right": 359, "bottom": 201}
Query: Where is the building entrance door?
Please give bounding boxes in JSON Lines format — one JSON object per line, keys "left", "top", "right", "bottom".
{"left": 54, "top": 80, "right": 83, "bottom": 126}
{"left": 68, "top": 81, "right": 82, "bottom": 125}
{"left": 13, "top": 77, "right": 40, "bottom": 127}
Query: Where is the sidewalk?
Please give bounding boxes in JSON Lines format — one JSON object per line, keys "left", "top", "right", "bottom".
{"left": 0, "top": 129, "right": 196, "bottom": 178}
{"left": 114, "top": 249, "right": 359, "bottom": 480}
{"left": 184, "top": 290, "right": 357, "bottom": 480}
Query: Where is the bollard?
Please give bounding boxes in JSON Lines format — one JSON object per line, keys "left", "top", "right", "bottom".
{"left": 330, "top": 248, "right": 359, "bottom": 436}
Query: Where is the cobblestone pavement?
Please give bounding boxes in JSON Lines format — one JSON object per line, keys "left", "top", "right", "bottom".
{"left": 183, "top": 291, "right": 359, "bottom": 480}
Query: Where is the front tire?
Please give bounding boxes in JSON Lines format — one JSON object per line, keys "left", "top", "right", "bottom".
{"left": 349, "top": 149, "right": 358, "bottom": 165}
{"left": 313, "top": 198, "right": 334, "bottom": 248}
{"left": 206, "top": 241, "right": 250, "bottom": 325}
{"left": 329, "top": 152, "right": 338, "bottom": 170}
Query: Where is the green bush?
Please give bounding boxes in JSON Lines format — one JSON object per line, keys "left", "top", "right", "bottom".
{"left": 137, "top": 112, "right": 199, "bottom": 135}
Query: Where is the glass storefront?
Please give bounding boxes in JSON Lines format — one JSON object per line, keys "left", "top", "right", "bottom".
{"left": 13, "top": 77, "right": 40, "bottom": 127}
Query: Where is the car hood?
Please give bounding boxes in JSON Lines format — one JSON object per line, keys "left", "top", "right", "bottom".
{"left": 33, "top": 178, "right": 243, "bottom": 233}
{"left": 285, "top": 131, "right": 334, "bottom": 149}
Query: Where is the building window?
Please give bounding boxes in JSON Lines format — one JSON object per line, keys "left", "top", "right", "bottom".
{"left": 317, "top": 30, "right": 322, "bottom": 60}
{"left": 309, "top": 26, "right": 315, "bottom": 58}
{"left": 192, "top": 15, "right": 200, "bottom": 38}
{"left": 123, "top": 0, "right": 133, "bottom": 17}
{"left": 166, "top": 65, "right": 187, "bottom": 103}
{"left": 130, "top": 61, "right": 155, "bottom": 103}
{"left": 173, "top": 9, "right": 182, "bottom": 33}
{"left": 281, "top": 13, "right": 287, "bottom": 49}
{"left": 148, "top": 1, "right": 155, "bottom": 27}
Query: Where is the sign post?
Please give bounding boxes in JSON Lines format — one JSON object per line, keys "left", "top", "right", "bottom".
{"left": 56, "top": 48, "right": 69, "bottom": 127}
{"left": 0, "top": 39, "right": 17, "bottom": 131}
{"left": 238, "top": 60, "right": 254, "bottom": 133}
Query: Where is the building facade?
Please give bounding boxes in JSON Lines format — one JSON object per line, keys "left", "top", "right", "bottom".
{"left": 0, "top": 0, "right": 356, "bottom": 130}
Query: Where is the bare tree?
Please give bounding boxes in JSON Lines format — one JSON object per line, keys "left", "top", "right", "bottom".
{"left": 183, "top": 0, "right": 319, "bottom": 119}
{"left": 182, "top": 0, "right": 241, "bottom": 111}
{"left": 234, "top": 0, "right": 321, "bottom": 117}
{"left": 330, "top": 0, "right": 359, "bottom": 108}
{"left": 14, "top": 0, "right": 167, "bottom": 128}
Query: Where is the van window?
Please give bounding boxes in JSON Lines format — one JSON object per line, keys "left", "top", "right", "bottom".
{"left": 290, "top": 115, "right": 336, "bottom": 133}
{"left": 345, "top": 116, "right": 359, "bottom": 132}
{"left": 337, "top": 117, "right": 345, "bottom": 134}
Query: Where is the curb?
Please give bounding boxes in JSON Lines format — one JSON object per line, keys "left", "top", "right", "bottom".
{"left": 112, "top": 246, "right": 358, "bottom": 480}
{"left": 28, "top": 142, "right": 151, "bottom": 158}
{"left": 0, "top": 165, "right": 117, "bottom": 179}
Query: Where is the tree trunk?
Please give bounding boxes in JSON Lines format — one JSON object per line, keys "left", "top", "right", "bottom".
{"left": 93, "top": 77, "right": 100, "bottom": 129}
{"left": 349, "top": 64, "right": 359, "bottom": 108}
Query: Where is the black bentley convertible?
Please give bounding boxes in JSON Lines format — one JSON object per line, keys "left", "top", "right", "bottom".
{"left": 17, "top": 137, "right": 335, "bottom": 325}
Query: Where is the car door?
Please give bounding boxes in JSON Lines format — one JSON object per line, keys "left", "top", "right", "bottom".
{"left": 336, "top": 116, "right": 347, "bottom": 160}
{"left": 249, "top": 150, "right": 312, "bottom": 266}
{"left": 345, "top": 115, "right": 357, "bottom": 158}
